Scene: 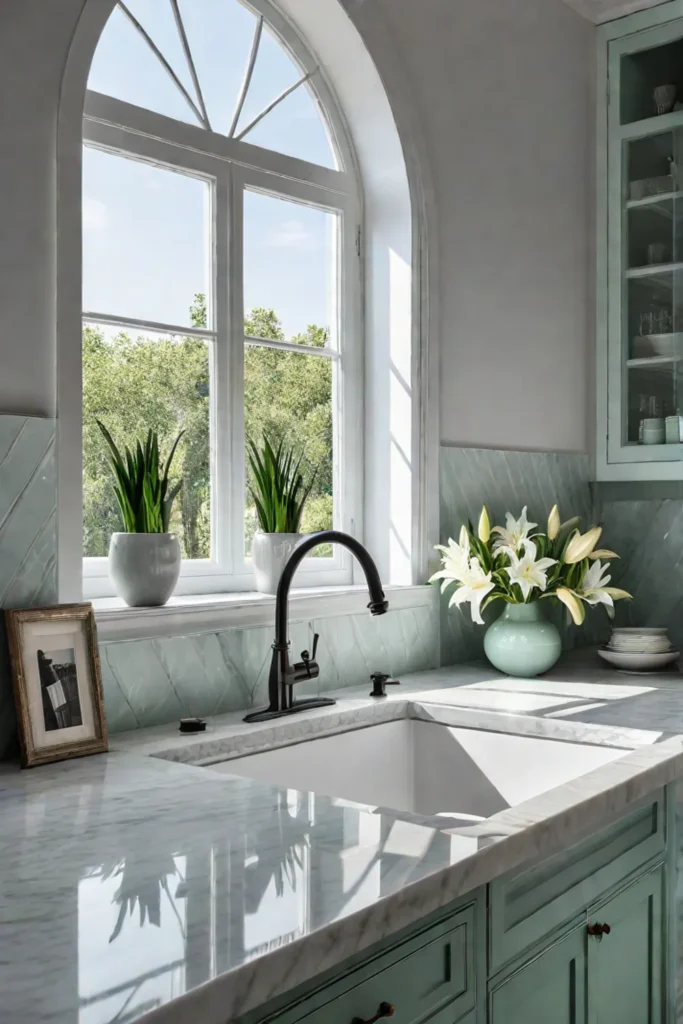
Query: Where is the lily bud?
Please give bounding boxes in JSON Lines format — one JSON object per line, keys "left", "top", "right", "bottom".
{"left": 589, "top": 549, "right": 619, "bottom": 560}
{"left": 547, "top": 505, "right": 561, "bottom": 541}
{"left": 556, "top": 587, "right": 586, "bottom": 626}
{"left": 478, "top": 505, "right": 491, "bottom": 543}
{"left": 564, "top": 526, "right": 602, "bottom": 564}
{"left": 459, "top": 524, "right": 468, "bottom": 548}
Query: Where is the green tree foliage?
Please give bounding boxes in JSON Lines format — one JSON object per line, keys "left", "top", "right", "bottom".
{"left": 83, "top": 294, "right": 333, "bottom": 559}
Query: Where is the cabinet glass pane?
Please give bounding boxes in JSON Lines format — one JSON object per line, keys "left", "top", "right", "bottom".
{"left": 624, "top": 129, "right": 683, "bottom": 448}
{"left": 620, "top": 40, "right": 683, "bottom": 125}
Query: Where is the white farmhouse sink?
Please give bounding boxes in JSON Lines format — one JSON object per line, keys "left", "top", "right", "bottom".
{"left": 207, "top": 721, "right": 625, "bottom": 821}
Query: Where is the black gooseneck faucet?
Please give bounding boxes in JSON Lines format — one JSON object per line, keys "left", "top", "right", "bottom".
{"left": 244, "top": 531, "right": 389, "bottom": 723}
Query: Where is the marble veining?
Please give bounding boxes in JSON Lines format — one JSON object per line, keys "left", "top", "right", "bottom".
{"left": 3, "top": 657, "right": 683, "bottom": 1024}
{"left": 0, "top": 415, "right": 57, "bottom": 758}
{"left": 596, "top": 494, "right": 683, "bottom": 655}
{"left": 99, "top": 597, "right": 439, "bottom": 734}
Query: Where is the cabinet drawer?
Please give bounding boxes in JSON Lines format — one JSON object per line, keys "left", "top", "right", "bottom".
{"left": 489, "top": 793, "right": 664, "bottom": 973}
{"left": 264, "top": 901, "right": 479, "bottom": 1024}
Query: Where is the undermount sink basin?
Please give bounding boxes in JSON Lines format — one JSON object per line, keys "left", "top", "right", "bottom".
{"left": 207, "top": 721, "right": 626, "bottom": 823}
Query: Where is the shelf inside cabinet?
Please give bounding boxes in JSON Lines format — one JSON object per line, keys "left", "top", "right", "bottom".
{"left": 626, "top": 261, "right": 683, "bottom": 279}
{"left": 627, "top": 355, "right": 683, "bottom": 369}
{"left": 621, "top": 109, "right": 683, "bottom": 139}
{"left": 627, "top": 192, "right": 680, "bottom": 210}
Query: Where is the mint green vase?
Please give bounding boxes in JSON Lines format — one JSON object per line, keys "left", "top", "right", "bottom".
{"left": 484, "top": 602, "right": 562, "bottom": 677}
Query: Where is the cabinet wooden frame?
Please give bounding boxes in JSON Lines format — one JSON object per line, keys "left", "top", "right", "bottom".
{"left": 597, "top": 1, "right": 683, "bottom": 480}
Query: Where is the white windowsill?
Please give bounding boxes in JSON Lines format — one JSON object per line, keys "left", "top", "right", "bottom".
{"left": 93, "top": 584, "right": 434, "bottom": 642}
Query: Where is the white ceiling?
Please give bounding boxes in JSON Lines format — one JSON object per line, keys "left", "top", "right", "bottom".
{"left": 562, "top": 0, "right": 672, "bottom": 22}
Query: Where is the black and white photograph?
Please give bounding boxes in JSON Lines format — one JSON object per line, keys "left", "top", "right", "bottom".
{"left": 37, "top": 648, "right": 83, "bottom": 731}
{"left": 5, "top": 604, "right": 108, "bottom": 767}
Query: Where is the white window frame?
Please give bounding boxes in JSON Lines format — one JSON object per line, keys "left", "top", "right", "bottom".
{"left": 79, "top": 0, "right": 363, "bottom": 600}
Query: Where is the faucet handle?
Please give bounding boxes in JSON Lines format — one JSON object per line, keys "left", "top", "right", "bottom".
{"left": 295, "top": 633, "right": 320, "bottom": 681}
{"left": 301, "top": 632, "right": 319, "bottom": 665}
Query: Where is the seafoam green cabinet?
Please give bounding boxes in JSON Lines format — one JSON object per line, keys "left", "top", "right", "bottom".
{"left": 587, "top": 866, "right": 663, "bottom": 1024}
{"left": 489, "top": 925, "right": 586, "bottom": 1024}
{"left": 489, "top": 866, "right": 664, "bottom": 1024}
{"left": 598, "top": 1, "right": 683, "bottom": 480}
{"left": 248, "top": 897, "right": 486, "bottom": 1024}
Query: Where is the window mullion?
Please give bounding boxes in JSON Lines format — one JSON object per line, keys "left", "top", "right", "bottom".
{"left": 339, "top": 198, "right": 364, "bottom": 574}
{"left": 214, "top": 171, "right": 232, "bottom": 574}
{"left": 227, "top": 165, "right": 246, "bottom": 572}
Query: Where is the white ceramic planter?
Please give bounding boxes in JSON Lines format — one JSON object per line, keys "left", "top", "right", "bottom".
{"left": 252, "top": 532, "right": 301, "bottom": 595}
{"left": 108, "top": 533, "right": 181, "bottom": 607}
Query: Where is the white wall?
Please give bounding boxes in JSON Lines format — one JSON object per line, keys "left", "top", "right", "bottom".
{"left": 373, "top": 0, "right": 594, "bottom": 453}
{"left": 0, "top": 0, "right": 593, "bottom": 448}
{"left": 0, "top": 0, "right": 87, "bottom": 416}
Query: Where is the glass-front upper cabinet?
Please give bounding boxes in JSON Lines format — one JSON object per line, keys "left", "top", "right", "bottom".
{"left": 602, "top": 14, "right": 683, "bottom": 479}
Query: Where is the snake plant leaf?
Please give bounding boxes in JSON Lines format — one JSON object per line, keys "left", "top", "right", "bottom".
{"left": 248, "top": 431, "right": 318, "bottom": 534}
{"left": 97, "top": 420, "right": 184, "bottom": 536}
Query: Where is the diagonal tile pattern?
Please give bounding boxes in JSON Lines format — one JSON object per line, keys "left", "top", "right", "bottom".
{"left": 0, "top": 415, "right": 57, "bottom": 757}
{"left": 99, "top": 597, "right": 439, "bottom": 733}
{"left": 596, "top": 495, "right": 683, "bottom": 654}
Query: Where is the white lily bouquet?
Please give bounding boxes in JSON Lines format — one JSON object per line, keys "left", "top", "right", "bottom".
{"left": 431, "top": 505, "right": 631, "bottom": 626}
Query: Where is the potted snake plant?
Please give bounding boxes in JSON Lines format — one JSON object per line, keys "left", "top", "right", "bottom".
{"left": 97, "top": 420, "right": 184, "bottom": 607}
{"left": 248, "top": 433, "right": 317, "bottom": 594}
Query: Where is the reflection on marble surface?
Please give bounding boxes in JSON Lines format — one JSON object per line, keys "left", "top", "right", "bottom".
{"left": 4, "top": 661, "right": 683, "bottom": 1024}
{"left": 0, "top": 751, "right": 480, "bottom": 1024}
{"left": 99, "top": 595, "right": 439, "bottom": 735}
{"left": 438, "top": 447, "right": 602, "bottom": 665}
{"left": 0, "top": 415, "right": 57, "bottom": 757}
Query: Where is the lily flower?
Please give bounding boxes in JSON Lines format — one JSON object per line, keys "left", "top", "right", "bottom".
{"left": 556, "top": 587, "right": 586, "bottom": 626}
{"left": 492, "top": 506, "right": 537, "bottom": 554}
{"left": 478, "top": 505, "right": 491, "bottom": 543}
{"left": 547, "top": 505, "right": 561, "bottom": 541}
{"left": 449, "top": 558, "right": 495, "bottom": 625}
{"left": 503, "top": 540, "right": 557, "bottom": 601}
{"left": 564, "top": 525, "right": 602, "bottom": 564}
{"left": 578, "top": 560, "right": 631, "bottom": 609}
{"left": 430, "top": 534, "right": 471, "bottom": 590}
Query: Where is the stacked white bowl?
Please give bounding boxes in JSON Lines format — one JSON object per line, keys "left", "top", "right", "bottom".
{"left": 598, "top": 627, "right": 679, "bottom": 672}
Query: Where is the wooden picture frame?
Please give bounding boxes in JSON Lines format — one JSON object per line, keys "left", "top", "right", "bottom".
{"left": 5, "top": 603, "right": 108, "bottom": 768}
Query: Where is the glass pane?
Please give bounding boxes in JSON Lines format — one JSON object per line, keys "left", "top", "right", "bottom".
{"left": 87, "top": 4, "right": 201, "bottom": 126}
{"left": 118, "top": 0, "right": 198, "bottom": 103}
{"left": 243, "top": 190, "right": 337, "bottom": 346}
{"left": 244, "top": 346, "right": 333, "bottom": 559}
{"left": 83, "top": 323, "right": 211, "bottom": 560}
{"left": 620, "top": 40, "right": 683, "bottom": 125}
{"left": 624, "top": 129, "right": 683, "bottom": 447}
{"left": 83, "top": 147, "right": 210, "bottom": 327}
{"left": 242, "top": 79, "right": 336, "bottom": 169}
{"left": 178, "top": 0, "right": 257, "bottom": 131}
{"left": 236, "top": 26, "right": 301, "bottom": 135}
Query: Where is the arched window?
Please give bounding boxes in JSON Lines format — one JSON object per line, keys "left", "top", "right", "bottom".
{"left": 81, "top": 0, "right": 361, "bottom": 596}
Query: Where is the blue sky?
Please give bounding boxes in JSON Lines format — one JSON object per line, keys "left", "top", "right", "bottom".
{"left": 83, "top": 0, "right": 336, "bottom": 338}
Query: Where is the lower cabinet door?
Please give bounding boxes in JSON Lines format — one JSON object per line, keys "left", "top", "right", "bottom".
{"left": 587, "top": 866, "right": 663, "bottom": 1024}
{"left": 489, "top": 925, "right": 586, "bottom": 1024}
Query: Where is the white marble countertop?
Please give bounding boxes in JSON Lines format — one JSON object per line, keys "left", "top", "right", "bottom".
{"left": 3, "top": 653, "right": 683, "bottom": 1024}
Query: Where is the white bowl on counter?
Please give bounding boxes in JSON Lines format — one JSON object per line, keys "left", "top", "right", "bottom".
{"left": 598, "top": 648, "right": 679, "bottom": 671}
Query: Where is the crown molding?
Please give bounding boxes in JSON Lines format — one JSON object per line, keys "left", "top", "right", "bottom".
{"left": 562, "top": 0, "right": 671, "bottom": 23}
